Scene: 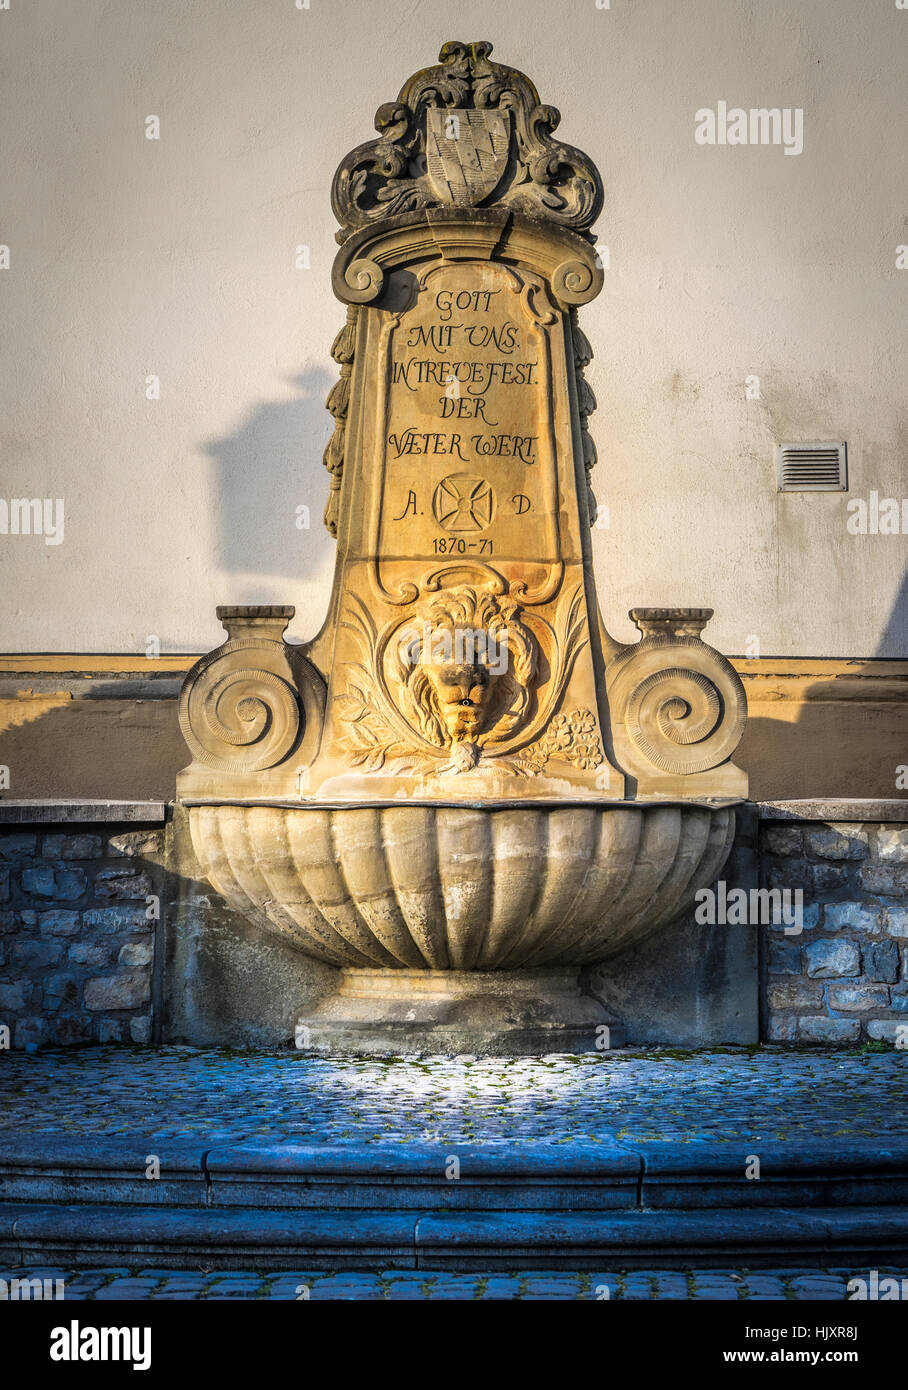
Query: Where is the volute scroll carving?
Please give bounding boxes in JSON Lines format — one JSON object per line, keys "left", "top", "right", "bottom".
{"left": 341, "top": 258, "right": 385, "bottom": 303}
{"left": 606, "top": 609, "right": 748, "bottom": 793}
{"left": 551, "top": 258, "right": 598, "bottom": 305}
{"left": 178, "top": 607, "right": 325, "bottom": 775}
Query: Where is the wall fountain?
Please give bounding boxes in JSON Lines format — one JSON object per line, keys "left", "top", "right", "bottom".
{"left": 175, "top": 41, "right": 748, "bottom": 1053}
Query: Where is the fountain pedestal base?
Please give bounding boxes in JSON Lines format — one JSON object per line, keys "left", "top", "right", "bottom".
{"left": 295, "top": 967, "right": 624, "bottom": 1057}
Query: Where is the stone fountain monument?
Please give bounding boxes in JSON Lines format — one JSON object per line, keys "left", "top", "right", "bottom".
{"left": 174, "top": 41, "right": 748, "bottom": 1054}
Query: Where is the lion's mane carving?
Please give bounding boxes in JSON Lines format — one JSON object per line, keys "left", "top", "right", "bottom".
{"left": 392, "top": 587, "right": 537, "bottom": 769}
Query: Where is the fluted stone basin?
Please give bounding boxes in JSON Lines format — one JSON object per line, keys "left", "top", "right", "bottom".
{"left": 189, "top": 802, "right": 734, "bottom": 1049}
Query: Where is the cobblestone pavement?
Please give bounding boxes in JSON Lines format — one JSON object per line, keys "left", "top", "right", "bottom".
{"left": 0, "top": 1266, "right": 898, "bottom": 1300}
{"left": 0, "top": 1046, "right": 904, "bottom": 1145}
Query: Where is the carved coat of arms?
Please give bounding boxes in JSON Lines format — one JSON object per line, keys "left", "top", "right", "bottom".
{"left": 425, "top": 108, "right": 509, "bottom": 207}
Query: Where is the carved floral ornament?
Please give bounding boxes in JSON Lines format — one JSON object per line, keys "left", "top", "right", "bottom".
{"left": 331, "top": 40, "right": 604, "bottom": 240}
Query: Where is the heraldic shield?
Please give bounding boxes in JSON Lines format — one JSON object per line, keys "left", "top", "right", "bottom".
{"left": 425, "top": 107, "right": 510, "bottom": 206}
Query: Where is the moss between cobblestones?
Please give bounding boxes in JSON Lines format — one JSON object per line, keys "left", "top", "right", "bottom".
{"left": 3, "top": 1045, "right": 904, "bottom": 1145}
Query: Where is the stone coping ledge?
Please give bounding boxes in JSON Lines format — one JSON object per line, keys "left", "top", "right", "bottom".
{"left": 0, "top": 797, "right": 903, "bottom": 826}
{"left": 179, "top": 796, "right": 743, "bottom": 811}
{"left": 0, "top": 800, "right": 167, "bottom": 825}
{"left": 758, "top": 799, "right": 908, "bottom": 822}
{"left": 2, "top": 1135, "right": 908, "bottom": 1175}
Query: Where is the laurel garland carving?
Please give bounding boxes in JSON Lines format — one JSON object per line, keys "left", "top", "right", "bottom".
{"left": 322, "top": 305, "right": 359, "bottom": 537}
{"left": 571, "top": 310, "right": 599, "bottom": 526}
{"left": 331, "top": 40, "right": 603, "bottom": 239}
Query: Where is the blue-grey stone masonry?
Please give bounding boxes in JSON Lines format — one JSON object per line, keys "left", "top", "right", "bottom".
{"left": 4, "top": 806, "right": 908, "bottom": 1051}
{"left": 762, "top": 821, "right": 908, "bottom": 1044}
{"left": 0, "top": 825, "right": 163, "bottom": 1048}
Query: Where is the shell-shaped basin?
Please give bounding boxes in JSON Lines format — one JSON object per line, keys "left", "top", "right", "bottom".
{"left": 188, "top": 802, "right": 735, "bottom": 971}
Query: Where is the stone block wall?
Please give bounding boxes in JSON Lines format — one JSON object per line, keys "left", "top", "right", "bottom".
{"left": 0, "top": 823, "right": 164, "bottom": 1048}
{"left": 761, "top": 820, "right": 908, "bottom": 1044}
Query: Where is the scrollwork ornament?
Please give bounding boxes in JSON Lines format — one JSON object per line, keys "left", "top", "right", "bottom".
{"left": 551, "top": 258, "right": 598, "bottom": 305}
{"left": 607, "top": 632, "right": 747, "bottom": 778}
{"left": 331, "top": 41, "right": 604, "bottom": 238}
{"left": 626, "top": 668, "right": 724, "bottom": 774}
{"left": 179, "top": 642, "right": 302, "bottom": 774}
{"left": 342, "top": 258, "right": 384, "bottom": 303}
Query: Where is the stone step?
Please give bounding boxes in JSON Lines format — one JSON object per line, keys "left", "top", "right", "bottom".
{"left": 2, "top": 1137, "right": 908, "bottom": 1212}
{"left": 2, "top": 1201, "right": 907, "bottom": 1270}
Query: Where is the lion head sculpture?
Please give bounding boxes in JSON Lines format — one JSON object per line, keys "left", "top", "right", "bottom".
{"left": 393, "top": 587, "right": 537, "bottom": 769}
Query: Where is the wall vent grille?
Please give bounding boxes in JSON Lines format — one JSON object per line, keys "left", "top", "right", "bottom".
{"left": 776, "top": 442, "right": 847, "bottom": 492}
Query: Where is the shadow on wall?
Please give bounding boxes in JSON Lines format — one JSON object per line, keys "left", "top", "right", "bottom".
{"left": 877, "top": 563, "right": 908, "bottom": 659}
{"left": 0, "top": 699, "right": 186, "bottom": 802}
{"left": 736, "top": 560, "right": 908, "bottom": 801}
{"left": 2, "top": 378, "right": 905, "bottom": 801}
{"left": 201, "top": 370, "right": 336, "bottom": 607}
{"left": 0, "top": 371, "right": 342, "bottom": 799}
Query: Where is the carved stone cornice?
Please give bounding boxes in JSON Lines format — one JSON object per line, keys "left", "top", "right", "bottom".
{"left": 331, "top": 208, "right": 604, "bottom": 308}
{"left": 331, "top": 40, "right": 603, "bottom": 241}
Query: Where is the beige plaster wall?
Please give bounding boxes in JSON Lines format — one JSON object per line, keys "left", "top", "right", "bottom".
{"left": 0, "top": 0, "right": 905, "bottom": 656}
